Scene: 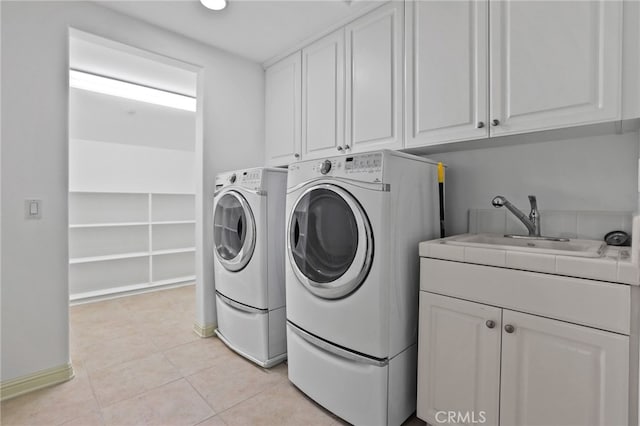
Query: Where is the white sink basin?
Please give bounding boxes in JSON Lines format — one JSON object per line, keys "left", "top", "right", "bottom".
{"left": 446, "top": 233, "right": 606, "bottom": 258}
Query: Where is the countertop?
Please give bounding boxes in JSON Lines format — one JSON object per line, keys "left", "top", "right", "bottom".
{"left": 419, "top": 234, "right": 639, "bottom": 286}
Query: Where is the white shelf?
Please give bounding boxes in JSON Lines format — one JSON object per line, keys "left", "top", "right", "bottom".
{"left": 151, "top": 275, "right": 196, "bottom": 286}
{"left": 69, "top": 190, "right": 148, "bottom": 194}
{"left": 69, "top": 256, "right": 150, "bottom": 296}
{"left": 152, "top": 222, "right": 196, "bottom": 251}
{"left": 69, "top": 247, "right": 195, "bottom": 263}
{"left": 151, "top": 220, "right": 196, "bottom": 225}
{"left": 69, "top": 192, "right": 148, "bottom": 224}
{"left": 151, "top": 193, "right": 195, "bottom": 222}
{"left": 152, "top": 247, "right": 196, "bottom": 256}
{"left": 69, "top": 281, "right": 150, "bottom": 302}
{"left": 152, "top": 250, "right": 195, "bottom": 282}
{"left": 69, "top": 191, "right": 196, "bottom": 299}
{"left": 69, "top": 279, "right": 195, "bottom": 304}
{"left": 69, "top": 251, "right": 149, "bottom": 264}
{"left": 152, "top": 220, "right": 196, "bottom": 225}
{"left": 69, "top": 220, "right": 195, "bottom": 229}
{"left": 69, "top": 222, "right": 148, "bottom": 229}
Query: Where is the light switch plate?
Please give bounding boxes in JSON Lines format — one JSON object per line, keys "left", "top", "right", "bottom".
{"left": 25, "top": 199, "right": 42, "bottom": 219}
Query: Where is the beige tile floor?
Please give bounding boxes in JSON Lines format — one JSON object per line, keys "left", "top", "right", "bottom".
{"left": 1, "top": 285, "right": 425, "bottom": 426}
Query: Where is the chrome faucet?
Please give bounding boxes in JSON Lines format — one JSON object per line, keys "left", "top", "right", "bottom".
{"left": 491, "top": 195, "right": 541, "bottom": 237}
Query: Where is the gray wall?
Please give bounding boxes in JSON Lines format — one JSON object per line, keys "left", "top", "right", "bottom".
{"left": 427, "top": 131, "right": 640, "bottom": 235}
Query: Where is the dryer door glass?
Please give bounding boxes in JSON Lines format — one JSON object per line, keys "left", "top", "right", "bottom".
{"left": 213, "top": 191, "right": 256, "bottom": 272}
{"left": 289, "top": 184, "right": 373, "bottom": 299}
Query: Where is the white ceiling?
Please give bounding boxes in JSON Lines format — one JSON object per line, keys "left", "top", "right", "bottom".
{"left": 97, "top": 0, "right": 381, "bottom": 64}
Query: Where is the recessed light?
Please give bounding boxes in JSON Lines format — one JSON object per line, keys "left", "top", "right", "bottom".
{"left": 201, "top": 0, "right": 227, "bottom": 11}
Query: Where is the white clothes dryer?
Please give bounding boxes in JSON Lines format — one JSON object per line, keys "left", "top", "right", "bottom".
{"left": 213, "top": 167, "right": 287, "bottom": 368}
{"left": 285, "top": 150, "right": 439, "bottom": 425}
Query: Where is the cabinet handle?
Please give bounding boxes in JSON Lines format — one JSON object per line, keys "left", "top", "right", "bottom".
{"left": 337, "top": 146, "right": 343, "bottom": 152}
{"left": 504, "top": 324, "right": 515, "bottom": 334}
{"left": 491, "top": 119, "right": 500, "bottom": 127}
{"left": 485, "top": 320, "right": 495, "bottom": 329}
{"left": 477, "top": 122, "right": 485, "bottom": 129}
{"left": 294, "top": 153, "right": 300, "bottom": 159}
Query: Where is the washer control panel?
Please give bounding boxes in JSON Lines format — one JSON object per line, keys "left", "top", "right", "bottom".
{"left": 215, "top": 168, "right": 263, "bottom": 192}
{"left": 240, "top": 169, "right": 262, "bottom": 186}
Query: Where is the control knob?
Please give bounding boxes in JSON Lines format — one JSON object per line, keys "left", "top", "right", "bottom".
{"left": 320, "top": 160, "right": 332, "bottom": 175}
{"left": 229, "top": 174, "right": 237, "bottom": 183}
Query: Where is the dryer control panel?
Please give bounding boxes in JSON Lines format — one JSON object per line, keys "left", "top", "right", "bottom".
{"left": 344, "top": 153, "right": 382, "bottom": 173}
{"left": 289, "top": 152, "right": 385, "bottom": 186}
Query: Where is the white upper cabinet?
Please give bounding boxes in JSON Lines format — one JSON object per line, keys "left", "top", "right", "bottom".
{"left": 500, "top": 310, "right": 629, "bottom": 426}
{"left": 490, "top": 0, "right": 623, "bottom": 136}
{"left": 302, "top": 29, "right": 345, "bottom": 160}
{"left": 266, "top": 0, "right": 628, "bottom": 161}
{"left": 265, "top": 52, "right": 302, "bottom": 166}
{"left": 345, "top": 1, "right": 404, "bottom": 153}
{"left": 406, "top": 0, "right": 489, "bottom": 147}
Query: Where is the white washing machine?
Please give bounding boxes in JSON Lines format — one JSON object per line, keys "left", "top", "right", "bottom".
{"left": 213, "top": 167, "right": 287, "bottom": 368}
{"left": 285, "top": 150, "right": 439, "bottom": 425}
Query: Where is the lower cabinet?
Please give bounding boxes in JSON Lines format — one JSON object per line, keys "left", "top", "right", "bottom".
{"left": 417, "top": 292, "right": 629, "bottom": 426}
{"left": 417, "top": 293, "right": 501, "bottom": 425}
{"left": 499, "top": 309, "right": 629, "bottom": 426}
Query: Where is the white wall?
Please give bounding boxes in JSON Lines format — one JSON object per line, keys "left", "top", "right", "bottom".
{"left": 69, "top": 88, "right": 196, "bottom": 152}
{"left": 427, "top": 132, "right": 640, "bottom": 235}
{"left": 69, "top": 139, "right": 196, "bottom": 194}
{"left": 69, "top": 79, "right": 196, "bottom": 194}
{"left": 1, "top": 1, "right": 264, "bottom": 383}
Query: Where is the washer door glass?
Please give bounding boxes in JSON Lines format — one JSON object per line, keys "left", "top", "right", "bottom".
{"left": 213, "top": 191, "right": 256, "bottom": 272}
{"left": 289, "top": 184, "right": 373, "bottom": 299}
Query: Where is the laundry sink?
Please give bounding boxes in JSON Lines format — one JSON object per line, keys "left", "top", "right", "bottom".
{"left": 445, "top": 233, "right": 606, "bottom": 258}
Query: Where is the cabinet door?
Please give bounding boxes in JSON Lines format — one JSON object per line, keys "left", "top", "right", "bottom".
{"left": 500, "top": 310, "right": 629, "bottom": 426}
{"left": 406, "top": 0, "right": 488, "bottom": 148}
{"left": 417, "top": 292, "right": 501, "bottom": 426}
{"left": 265, "top": 52, "right": 302, "bottom": 166}
{"left": 490, "top": 0, "right": 622, "bottom": 136}
{"left": 302, "top": 29, "right": 344, "bottom": 160}
{"left": 345, "top": 1, "right": 403, "bottom": 153}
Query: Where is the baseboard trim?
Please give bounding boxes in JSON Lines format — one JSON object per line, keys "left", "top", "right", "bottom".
{"left": 193, "top": 321, "right": 216, "bottom": 338}
{"left": 1, "top": 363, "right": 75, "bottom": 401}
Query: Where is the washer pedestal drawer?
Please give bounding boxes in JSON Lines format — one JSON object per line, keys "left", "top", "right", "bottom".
{"left": 215, "top": 294, "right": 286, "bottom": 368}
{"left": 286, "top": 322, "right": 416, "bottom": 426}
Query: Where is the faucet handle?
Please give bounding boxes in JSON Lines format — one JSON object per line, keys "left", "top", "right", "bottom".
{"left": 528, "top": 195, "right": 538, "bottom": 210}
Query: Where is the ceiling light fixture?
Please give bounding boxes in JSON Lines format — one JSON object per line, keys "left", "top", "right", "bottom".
{"left": 69, "top": 69, "right": 197, "bottom": 112}
{"left": 201, "top": 0, "right": 227, "bottom": 11}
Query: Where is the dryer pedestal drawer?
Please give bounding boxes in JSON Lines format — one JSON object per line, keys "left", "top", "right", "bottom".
{"left": 215, "top": 294, "right": 286, "bottom": 368}
{"left": 286, "top": 322, "right": 416, "bottom": 426}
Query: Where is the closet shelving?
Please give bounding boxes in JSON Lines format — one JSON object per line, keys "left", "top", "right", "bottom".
{"left": 69, "top": 191, "right": 195, "bottom": 302}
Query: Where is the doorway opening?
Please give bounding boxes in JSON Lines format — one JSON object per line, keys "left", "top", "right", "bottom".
{"left": 68, "top": 29, "right": 199, "bottom": 304}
